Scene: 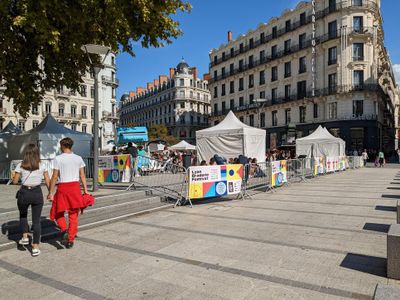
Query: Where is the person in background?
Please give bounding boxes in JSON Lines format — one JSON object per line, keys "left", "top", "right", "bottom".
{"left": 361, "top": 149, "right": 369, "bottom": 167}
{"left": 353, "top": 149, "right": 359, "bottom": 156}
{"left": 110, "top": 146, "right": 117, "bottom": 155}
{"left": 209, "top": 157, "right": 217, "bottom": 165}
{"left": 137, "top": 145, "right": 146, "bottom": 156}
{"left": 378, "top": 150, "right": 385, "bottom": 168}
{"left": 12, "top": 144, "right": 50, "bottom": 256}
{"left": 48, "top": 138, "right": 89, "bottom": 249}
{"left": 126, "top": 142, "right": 138, "bottom": 178}
{"left": 200, "top": 160, "right": 207, "bottom": 166}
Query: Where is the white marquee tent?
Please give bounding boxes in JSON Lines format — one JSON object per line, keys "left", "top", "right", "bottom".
{"left": 170, "top": 140, "right": 196, "bottom": 151}
{"left": 296, "top": 125, "right": 345, "bottom": 158}
{"left": 196, "top": 111, "right": 266, "bottom": 163}
{"left": 6, "top": 115, "right": 92, "bottom": 160}
{"left": 0, "top": 121, "right": 22, "bottom": 161}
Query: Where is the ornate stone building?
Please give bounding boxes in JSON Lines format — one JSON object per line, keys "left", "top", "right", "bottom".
{"left": 0, "top": 52, "right": 118, "bottom": 149}
{"left": 209, "top": 0, "right": 399, "bottom": 152}
{"left": 119, "top": 60, "right": 211, "bottom": 144}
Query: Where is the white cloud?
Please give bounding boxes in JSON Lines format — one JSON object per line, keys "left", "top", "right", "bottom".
{"left": 393, "top": 64, "right": 400, "bottom": 85}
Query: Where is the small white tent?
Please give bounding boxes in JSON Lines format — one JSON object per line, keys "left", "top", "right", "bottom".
{"left": 7, "top": 115, "right": 92, "bottom": 160}
{"left": 296, "top": 126, "right": 345, "bottom": 158}
{"left": 170, "top": 140, "right": 196, "bottom": 151}
{"left": 0, "top": 122, "right": 22, "bottom": 161}
{"left": 196, "top": 111, "right": 266, "bottom": 162}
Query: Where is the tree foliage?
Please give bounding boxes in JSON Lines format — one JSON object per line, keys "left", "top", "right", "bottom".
{"left": 148, "top": 124, "right": 179, "bottom": 145}
{"left": 0, "top": 0, "right": 191, "bottom": 116}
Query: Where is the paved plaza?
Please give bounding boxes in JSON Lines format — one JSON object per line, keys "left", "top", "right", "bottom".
{"left": 1, "top": 166, "right": 400, "bottom": 299}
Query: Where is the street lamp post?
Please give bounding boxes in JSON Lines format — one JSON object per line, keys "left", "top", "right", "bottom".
{"left": 82, "top": 44, "right": 111, "bottom": 192}
{"left": 253, "top": 98, "right": 267, "bottom": 128}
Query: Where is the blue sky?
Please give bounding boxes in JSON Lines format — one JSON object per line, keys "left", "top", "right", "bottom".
{"left": 116, "top": 0, "right": 400, "bottom": 100}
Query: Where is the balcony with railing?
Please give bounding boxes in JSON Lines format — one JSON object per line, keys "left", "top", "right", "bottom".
{"left": 53, "top": 112, "right": 82, "bottom": 120}
{"left": 101, "top": 76, "right": 119, "bottom": 86}
{"left": 209, "top": 0, "right": 378, "bottom": 68}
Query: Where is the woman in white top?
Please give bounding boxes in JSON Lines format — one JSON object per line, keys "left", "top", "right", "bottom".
{"left": 12, "top": 144, "right": 50, "bottom": 256}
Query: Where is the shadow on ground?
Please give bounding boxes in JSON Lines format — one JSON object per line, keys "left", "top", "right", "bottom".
{"left": 340, "top": 253, "right": 387, "bottom": 277}
{"left": 375, "top": 205, "right": 397, "bottom": 212}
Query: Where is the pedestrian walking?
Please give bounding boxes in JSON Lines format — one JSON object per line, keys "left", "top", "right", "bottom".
{"left": 126, "top": 142, "right": 138, "bottom": 178}
{"left": 12, "top": 144, "right": 50, "bottom": 256}
{"left": 361, "top": 149, "right": 369, "bottom": 167}
{"left": 378, "top": 150, "right": 385, "bottom": 168}
{"left": 48, "top": 138, "right": 90, "bottom": 249}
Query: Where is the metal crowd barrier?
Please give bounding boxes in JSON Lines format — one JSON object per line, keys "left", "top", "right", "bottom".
{"left": 287, "top": 159, "right": 305, "bottom": 182}
{"left": 243, "top": 162, "right": 271, "bottom": 192}
{"left": 126, "top": 157, "right": 187, "bottom": 201}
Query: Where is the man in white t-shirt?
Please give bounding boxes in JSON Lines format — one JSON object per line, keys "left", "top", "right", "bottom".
{"left": 48, "top": 137, "right": 88, "bottom": 249}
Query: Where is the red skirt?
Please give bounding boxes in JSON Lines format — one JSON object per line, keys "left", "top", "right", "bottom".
{"left": 50, "top": 182, "right": 85, "bottom": 220}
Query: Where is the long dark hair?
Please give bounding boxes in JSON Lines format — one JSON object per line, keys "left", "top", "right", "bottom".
{"left": 21, "top": 144, "right": 40, "bottom": 171}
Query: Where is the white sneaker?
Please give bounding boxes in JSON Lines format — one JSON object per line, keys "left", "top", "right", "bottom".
{"left": 31, "top": 248, "right": 40, "bottom": 257}
{"left": 18, "top": 238, "right": 29, "bottom": 246}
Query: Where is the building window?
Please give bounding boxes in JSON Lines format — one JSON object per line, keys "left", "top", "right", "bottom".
{"left": 313, "top": 103, "right": 318, "bottom": 119}
{"left": 353, "top": 43, "right": 364, "bottom": 61}
{"left": 297, "top": 81, "right": 307, "bottom": 99}
{"left": 214, "top": 70, "right": 218, "bottom": 79}
{"left": 248, "top": 74, "right": 254, "bottom": 88}
{"left": 299, "top": 33, "right": 306, "bottom": 49}
{"left": 249, "top": 55, "right": 254, "bottom": 68}
{"left": 230, "top": 63, "right": 234, "bottom": 75}
{"left": 239, "top": 78, "right": 244, "bottom": 91}
{"left": 272, "top": 111, "right": 277, "bottom": 126}
{"left": 213, "top": 55, "right": 217, "bottom": 64}
{"left": 299, "top": 56, "right": 306, "bottom": 73}
{"left": 180, "top": 79, "right": 184, "bottom": 86}
{"left": 260, "top": 91, "right": 266, "bottom": 99}
{"left": 180, "top": 90, "right": 185, "bottom": 97}
{"left": 58, "top": 103, "right": 65, "bottom": 116}
{"left": 230, "top": 81, "right": 235, "bottom": 93}
{"left": 284, "top": 39, "right": 291, "bottom": 54}
{"left": 45, "top": 102, "right": 52, "bottom": 114}
{"left": 299, "top": 106, "right": 306, "bottom": 123}
{"left": 180, "top": 102, "right": 185, "bottom": 108}
{"left": 91, "top": 107, "right": 94, "bottom": 119}
{"left": 271, "top": 88, "right": 277, "bottom": 102}
{"left": 240, "top": 43, "right": 244, "bottom": 53}
{"left": 239, "top": 59, "right": 244, "bottom": 71}
{"left": 214, "top": 103, "right": 218, "bottom": 113}
{"left": 112, "top": 87, "right": 116, "bottom": 99}
{"left": 271, "top": 66, "right": 278, "bottom": 82}
{"left": 284, "top": 62, "right": 291, "bottom": 78}
{"left": 300, "top": 12, "right": 306, "bottom": 26}
{"left": 284, "top": 84, "right": 291, "bottom": 100}
{"left": 249, "top": 94, "right": 254, "bottom": 104}
{"left": 32, "top": 120, "right": 39, "bottom": 128}
{"left": 221, "top": 67, "right": 225, "bottom": 78}
{"left": 90, "top": 86, "right": 95, "bottom": 99}
{"left": 285, "top": 20, "right": 291, "bottom": 32}
{"left": 213, "top": 86, "right": 218, "bottom": 98}
{"left": 230, "top": 99, "right": 234, "bottom": 110}
{"left": 18, "top": 121, "right": 25, "bottom": 131}
{"left": 353, "top": 70, "right": 364, "bottom": 88}
{"left": 260, "top": 113, "right": 265, "bottom": 128}
{"left": 249, "top": 114, "right": 254, "bottom": 126}
{"left": 353, "top": 16, "right": 363, "bottom": 33}
{"left": 353, "top": 0, "right": 363, "bottom": 6}
{"left": 328, "top": 47, "right": 337, "bottom": 65}
{"left": 260, "top": 50, "right": 265, "bottom": 62}
{"left": 31, "top": 104, "right": 39, "bottom": 115}
{"left": 271, "top": 45, "right": 277, "bottom": 58}
{"left": 285, "top": 109, "right": 291, "bottom": 125}
{"left": 71, "top": 123, "right": 77, "bottom": 131}
{"left": 353, "top": 100, "right": 364, "bottom": 117}
{"left": 328, "top": 102, "right": 337, "bottom": 119}
{"left": 350, "top": 128, "right": 364, "bottom": 150}
{"left": 239, "top": 116, "right": 244, "bottom": 122}
{"left": 272, "top": 26, "right": 277, "bottom": 38}
{"left": 329, "top": 0, "right": 337, "bottom": 12}
{"left": 328, "top": 73, "right": 337, "bottom": 94}
{"left": 221, "top": 84, "right": 226, "bottom": 96}
{"left": 259, "top": 71, "right": 265, "bottom": 85}
{"left": 82, "top": 124, "right": 87, "bottom": 133}
{"left": 222, "top": 52, "right": 225, "bottom": 60}
{"left": 71, "top": 105, "right": 77, "bottom": 118}
{"left": 222, "top": 101, "right": 226, "bottom": 113}
{"left": 239, "top": 97, "right": 244, "bottom": 107}
{"left": 328, "top": 20, "right": 337, "bottom": 38}
{"left": 260, "top": 32, "right": 265, "bottom": 43}
{"left": 80, "top": 85, "right": 87, "bottom": 97}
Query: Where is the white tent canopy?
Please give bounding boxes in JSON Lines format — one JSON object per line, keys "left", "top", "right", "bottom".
{"left": 6, "top": 115, "right": 92, "bottom": 160}
{"left": 170, "top": 140, "right": 196, "bottom": 151}
{"left": 296, "top": 125, "right": 345, "bottom": 158}
{"left": 196, "top": 111, "right": 266, "bottom": 162}
{"left": 0, "top": 122, "right": 22, "bottom": 161}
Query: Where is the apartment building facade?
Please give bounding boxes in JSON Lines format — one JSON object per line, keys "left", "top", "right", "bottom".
{"left": 0, "top": 53, "right": 118, "bottom": 149}
{"left": 209, "top": 0, "right": 399, "bottom": 152}
{"left": 119, "top": 60, "right": 211, "bottom": 144}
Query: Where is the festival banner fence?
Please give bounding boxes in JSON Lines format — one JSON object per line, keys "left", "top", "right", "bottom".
{"left": 188, "top": 164, "right": 244, "bottom": 199}
{"left": 270, "top": 160, "right": 288, "bottom": 188}
{"left": 98, "top": 154, "right": 131, "bottom": 183}
{"left": 313, "top": 157, "right": 325, "bottom": 176}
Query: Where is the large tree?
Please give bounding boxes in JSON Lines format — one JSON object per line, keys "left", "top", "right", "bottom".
{"left": 0, "top": 0, "right": 191, "bottom": 117}
{"left": 148, "top": 124, "right": 179, "bottom": 145}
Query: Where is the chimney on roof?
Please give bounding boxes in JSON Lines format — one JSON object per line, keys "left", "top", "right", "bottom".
{"left": 129, "top": 91, "right": 136, "bottom": 97}
{"left": 147, "top": 82, "right": 154, "bottom": 90}
{"left": 153, "top": 79, "right": 159, "bottom": 87}
{"left": 159, "top": 75, "right": 168, "bottom": 84}
{"left": 191, "top": 67, "right": 197, "bottom": 82}
{"left": 169, "top": 68, "right": 175, "bottom": 79}
{"left": 136, "top": 87, "right": 145, "bottom": 94}
{"left": 203, "top": 73, "right": 211, "bottom": 81}
{"left": 228, "top": 31, "right": 232, "bottom": 42}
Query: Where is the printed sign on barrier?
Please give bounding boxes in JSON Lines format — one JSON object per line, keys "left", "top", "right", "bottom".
{"left": 98, "top": 154, "right": 131, "bottom": 183}
{"left": 188, "top": 164, "right": 244, "bottom": 199}
{"left": 271, "top": 160, "right": 287, "bottom": 187}
{"left": 313, "top": 157, "right": 325, "bottom": 176}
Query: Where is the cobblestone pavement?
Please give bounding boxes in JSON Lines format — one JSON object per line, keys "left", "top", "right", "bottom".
{"left": 1, "top": 166, "right": 400, "bottom": 299}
